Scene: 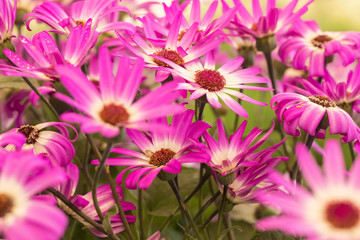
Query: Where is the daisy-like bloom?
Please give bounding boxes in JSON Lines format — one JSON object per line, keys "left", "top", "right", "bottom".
{"left": 24, "top": 0, "right": 134, "bottom": 36}
{"left": 6, "top": 122, "right": 77, "bottom": 167}
{"left": 0, "top": 0, "right": 16, "bottom": 59}
{"left": 257, "top": 140, "right": 360, "bottom": 239}
{"left": 271, "top": 78, "right": 360, "bottom": 142}
{"left": 57, "top": 164, "right": 136, "bottom": 237}
{"left": 117, "top": 11, "right": 224, "bottom": 82}
{"left": 229, "top": 0, "right": 313, "bottom": 39}
{"left": 153, "top": 51, "right": 270, "bottom": 117}
{"left": 0, "top": 150, "right": 67, "bottom": 240}
{"left": 55, "top": 47, "right": 185, "bottom": 138}
{"left": 203, "top": 119, "right": 285, "bottom": 178}
{"left": 1, "top": 21, "right": 98, "bottom": 80}
{"left": 92, "top": 109, "right": 210, "bottom": 190}
{"left": 278, "top": 20, "right": 360, "bottom": 77}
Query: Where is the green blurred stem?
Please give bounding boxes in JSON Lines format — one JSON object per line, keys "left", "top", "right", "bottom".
{"left": 195, "top": 99, "right": 206, "bottom": 121}
{"left": 232, "top": 89, "right": 244, "bottom": 133}
{"left": 263, "top": 51, "right": 277, "bottom": 96}
{"left": 159, "top": 171, "right": 211, "bottom": 231}
{"left": 223, "top": 213, "right": 235, "bottom": 240}
{"left": 349, "top": 142, "right": 356, "bottom": 163}
{"left": 201, "top": 209, "right": 218, "bottom": 231}
{"left": 194, "top": 191, "right": 221, "bottom": 222}
{"left": 138, "top": 189, "right": 144, "bottom": 240}
{"left": 21, "top": 76, "right": 60, "bottom": 121}
{"left": 216, "top": 185, "right": 228, "bottom": 238}
{"left": 168, "top": 179, "right": 203, "bottom": 240}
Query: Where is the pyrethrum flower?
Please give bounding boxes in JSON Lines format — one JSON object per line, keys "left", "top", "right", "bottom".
{"left": 55, "top": 47, "right": 185, "bottom": 138}
{"left": 6, "top": 122, "right": 77, "bottom": 167}
{"left": 257, "top": 140, "right": 360, "bottom": 239}
{"left": 203, "top": 119, "right": 284, "bottom": 177}
{"left": 278, "top": 20, "right": 360, "bottom": 77}
{"left": 92, "top": 109, "right": 210, "bottom": 189}
{"left": 153, "top": 51, "right": 270, "bottom": 117}
{"left": 0, "top": 151, "right": 67, "bottom": 240}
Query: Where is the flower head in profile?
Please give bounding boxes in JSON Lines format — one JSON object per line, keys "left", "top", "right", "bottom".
{"left": 0, "top": 151, "right": 67, "bottom": 240}
{"left": 271, "top": 78, "right": 360, "bottom": 142}
{"left": 92, "top": 109, "right": 210, "bottom": 189}
{"left": 154, "top": 51, "right": 270, "bottom": 117}
{"left": 55, "top": 47, "right": 185, "bottom": 138}
{"left": 117, "top": 11, "right": 224, "bottom": 82}
{"left": 6, "top": 122, "right": 77, "bottom": 167}
{"left": 257, "top": 140, "right": 360, "bottom": 239}
{"left": 24, "top": 0, "right": 134, "bottom": 35}
{"left": 204, "top": 119, "right": 285, "bottom": 177}
{"left": 279, "top": 20, "right": 360, "bottom": 77}
{"left": 0, "top": 0, "right": 16, "bottom": 59}
{"left": 1, "top": 22, "right": 98, "bottom": 80}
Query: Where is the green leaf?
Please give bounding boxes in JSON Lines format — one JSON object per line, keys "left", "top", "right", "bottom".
{"left": 0, "top": 76, "right": 40, "bottom": 89}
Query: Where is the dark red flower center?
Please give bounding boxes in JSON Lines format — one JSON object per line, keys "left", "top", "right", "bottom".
{"left": 0, "top": 194, "right": 13, "bottom": 217}
{"left": 195, "top": 69, "right": 226, "bottom": 92}
{"left": 308, "top": 95, "right": 336, "bottom": 108}
{"left": 99, "top": 103, "right": 129, "bottom": 125}
{"left": 311, "top": 34, "right": 333, "bottom": 48}
{"left": 17, "top": 124, "right": 40, "bottom": 144}
{"left": 149, "top": 148, "right": 176, "bottom": 167}
{"left": 326, "top": 201, "right": 360, "bottom": 229}
{"left": 153, "top": 49, "right": 184, "bottom": 68}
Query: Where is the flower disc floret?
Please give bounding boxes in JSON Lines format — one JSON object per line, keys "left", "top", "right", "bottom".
{"left": 326, "top": 201, "right": 360, "bottom": 229}
{"left": 153, "top": 49, "right": 184, "bottom": 68}
{"left": 99, "top": 103, "right": 129, "bottom": 125}
{"left": 195, "top": 69, "right": 226, "bottom": 92}
{"left": 308, "top": 95, "right": 336, "bottom": 108}
{"left": 149, "top": 148, "right": 176, "bottom": 167}
{"left": 311, "top": 34, "right": 333, "bottom": 48}
{"left": 17, "top": 125, "right": 40, "bottom": 144}
{"left": 0, "top": 194, "right": 13, "bottom": 218}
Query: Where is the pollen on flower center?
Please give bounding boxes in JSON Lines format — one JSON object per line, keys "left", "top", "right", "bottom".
{"left": 99, "top": 103, "right": 129, "bottom": 125}
{"left": 311, "top": 34, "right": 333, "bottom": 48}
{"left": 149, "top": 148, "right": 176, "bottom": 167}
{"left": 75, "top": 20, "right": 86, "bottom": 27}
{"left": 153, "top": 49, "right": 184, "bottom": 68}
{"left": 308, "top": 95, "right": 336, "bottom": 108}
{"left": 0, "top": 193, "right": 13, "bottom": 218}
{"left": 325, "top": 201, "right": 360, "bottom": 229}
{"left": 195, "top": 69, "right": 226, "bottom": 92}
{"left": 17, "top": 124, "right": 40, "bottom": 144}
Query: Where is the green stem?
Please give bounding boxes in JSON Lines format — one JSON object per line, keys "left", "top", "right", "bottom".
{"left": 92, "top": 142, "right": 113, "bottom": 221}
{"left": 232, "top": 89, "right": 244, "bottom": 133}
{"left": 223, "top": 213, "right": 235, "bottom": 240}
{"left": 195, "top": 99, "right": 206, "bottom": 121}
{"left": 138, "top": 189, "right": 144, "bottom": 240}
{"left": 263, "top": 51, "right": 277, "bottom": 96}
{"left": 200, "top": 209, "right": 218, "bottom": 231}
{"left": 168, "top": 179, "right": 203, "bottom": 240}
{"left": 159, "top": 172, "right": 211, "bottom": 231}
{"left": 216, "top": 185, "right": 228, "bottom": 238}
{"left": 194, "top": 191, "right": 221, "bottom": 222}
{"left": 349, "top": 142, "right": 356, "bottom": 163}
{"left": 48, "top": 187, "right": 119, "bottom": 240}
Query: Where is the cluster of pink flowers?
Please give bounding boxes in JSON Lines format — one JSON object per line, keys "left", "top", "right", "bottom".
{"left": 0, "top": 0, "right": 359, "bottom": 239}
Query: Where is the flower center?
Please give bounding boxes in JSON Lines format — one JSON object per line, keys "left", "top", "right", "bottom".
{"left": 153, "top": 49, "right": 184, "bottom": 68}
{"left": 195, "top": 69, "right": 226, "bottom": 92}
{"left": 311, "top": 34, "right": 333, "bottom": 48}
{"left": 149, "top": 148, "right": 176, "bottom": 167}
{"left": 326, "top": 201, "right": 360, "bottom": 229}
{"left": 178, "top": 30, "right": 187, "bottom": 41}
{"left": 250, "top": 23, "right": 258, "bottom": 32}
{"left": 0, "top": 194, "right": 13, "bottom": 218}
{"left": 75, "top": 20, "right": 86, "bottom": 27}
{"left": 308, "top": 95, "right": 336, "bottom": 108}
{"left": 99, "top": 103, "right": 129, "bottom": 125}
{"left": 17, "top": 125, "right": 40, "bottom": 144}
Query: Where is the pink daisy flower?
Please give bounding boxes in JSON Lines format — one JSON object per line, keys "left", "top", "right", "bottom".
{"left": 203, "top": 119, "right": 285, "bottom": 177}
{"left": 257, "top": 140, "right": 360, "bottom": 239}
{"left": 117, "top": 11, "right": 224, "bottom": 82}
{"left": 271, "top": 79, "right": 360, "bottom": 142}
{"left": 0, "top": 151, "right": 67, "bottom": 240}
{"left": 6, "top": 122, "right": 77, "bottom": 167}
{"left": 278, "top": 20, "right": 360, "bottom": 77}
{"left": 153, "top": 51, "right": 270, "bottom": 117}
{"left": 55, "top": 47, "right": 185, "bottom": 138}
{"left": 92, "top": 109, "right": 210, "bottom": 190}
{"left": 0, "top": 0, "right": 16, "bottom": 58}
{"left": 1, "top": 22, "right": 98, "bottom": 80}
{"left": 230, "top": 0, "right": 313, "bottom": 39}
{"left": 24, "top": 0, "right": 134, "bottom": 36}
